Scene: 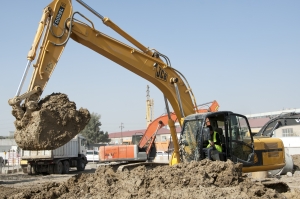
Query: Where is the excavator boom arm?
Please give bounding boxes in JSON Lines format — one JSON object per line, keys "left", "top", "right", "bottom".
{"left": 16, "top": 0, "right": 197, "bottom": 120}
{"left": 69, "top": 20, "right": 197, "bottom": 120}
{"left": 9, "top": 0, "right": 200, "bottom": 163}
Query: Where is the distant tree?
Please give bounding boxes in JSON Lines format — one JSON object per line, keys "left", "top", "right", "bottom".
{"left": 98, "top": 131, "right": 111, "bottom": 143}
{"left": 80, "top": 113, "right": 111, "bottom": 144}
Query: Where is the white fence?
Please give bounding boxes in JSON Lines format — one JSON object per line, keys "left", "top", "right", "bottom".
{"left": 1, "top": 151, "right": 22, "bottom": 174}
{"left": 1, "top": 151, "right": 21, "bottom": 166}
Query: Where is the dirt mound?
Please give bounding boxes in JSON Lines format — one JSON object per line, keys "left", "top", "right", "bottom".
{"left": 12, "top": 93, "right": 90, "bottom": 150}
{"left": 0, "top": 186, "right": 22, "bottom": 199}
{"left": 292, "top": 154, "right": 300, "bottom": 171}
{"left": 8, "top": 160, "right": 285, "bottom": 199}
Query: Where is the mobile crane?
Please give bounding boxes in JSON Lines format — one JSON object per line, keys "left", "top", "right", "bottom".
{"left": 8, "top": 0, "right": 286, "bottom": 173}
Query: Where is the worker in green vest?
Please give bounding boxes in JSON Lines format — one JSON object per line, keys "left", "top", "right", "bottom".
{"left": 203, "top": 125, "right": 222, "bottom": 160}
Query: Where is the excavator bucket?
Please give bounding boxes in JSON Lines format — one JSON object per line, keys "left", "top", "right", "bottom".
{"left": 12, "top": 93, "right": 90, "bottom": 150}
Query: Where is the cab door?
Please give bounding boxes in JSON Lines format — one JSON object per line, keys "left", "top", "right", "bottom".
{"left": 227, "top": 113, "right": 255, "bottom": 165}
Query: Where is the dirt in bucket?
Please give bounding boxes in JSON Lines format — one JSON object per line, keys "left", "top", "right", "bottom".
{"left": 12, "top": 93, "right": 90, "bottom": 150}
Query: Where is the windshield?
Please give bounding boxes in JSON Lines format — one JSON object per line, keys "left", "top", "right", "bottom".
{"left": 180, "top": 119, "right": 203, "bottom": 161}
{"left": 86, "top": 151, "right": 98, "bottom": 155}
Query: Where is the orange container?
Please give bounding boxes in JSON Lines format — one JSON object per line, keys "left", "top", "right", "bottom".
{"left": 99, "top": 145, "right": 137, "bottom": 161}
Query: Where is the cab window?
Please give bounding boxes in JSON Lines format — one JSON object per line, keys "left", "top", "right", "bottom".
{"left": 180, "top": 119, "right": 203, "bottom": 161}
{"left": 229, "top": 114, "right": 253, "bottom": 163}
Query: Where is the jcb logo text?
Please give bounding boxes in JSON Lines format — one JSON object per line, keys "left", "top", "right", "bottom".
{"left": 155, "top": 65, "right": 168, "bottom": 81}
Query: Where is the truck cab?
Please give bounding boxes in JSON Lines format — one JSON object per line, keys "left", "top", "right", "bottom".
{"left": 78, "top": 135, "right": 87, "bottom": 156}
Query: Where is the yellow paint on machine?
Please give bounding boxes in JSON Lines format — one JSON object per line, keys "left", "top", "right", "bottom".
{"left": 242, "top": 137, "right": 286, "bottom": 173}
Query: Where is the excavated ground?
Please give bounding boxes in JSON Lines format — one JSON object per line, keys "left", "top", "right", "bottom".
{"left": 6, "top": 93, "right": 300, "bottom": 198}
{"left": 12, "top": 93, "right": 90, "bottom": 150}
{"left": 2, "top": 159, "right": 300, "bottom": 199}
{"left": 292, "top": 154, "right": 300, "bottom": 171}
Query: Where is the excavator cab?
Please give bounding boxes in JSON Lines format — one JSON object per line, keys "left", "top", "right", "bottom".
{"left": 179, "top": 111, "right": 255, "bottom": 168}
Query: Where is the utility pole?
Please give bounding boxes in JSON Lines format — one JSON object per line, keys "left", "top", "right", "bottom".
{"left": 119, "top": 123, "right": 124, "bottom": 144}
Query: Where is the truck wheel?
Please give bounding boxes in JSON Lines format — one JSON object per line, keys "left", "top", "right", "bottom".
{"left": 32, "top": 166, "right": 37, "bottom": 175}
{"left": 62, "top": 161, "right": 70, "bottom": 174}
{"left": 22, "top": 166, "right": 28, "bottom": 174}
{"left": 54, "top": 161, "right": 63, "bottom": 174}
{"left": 77, "top": 158, "right": 85, "bottom": 171}
{"left": 48, "top": 165, "right": 54, "bottom": 174}
{"left": 28, "top": 164, "right": 37, "bottom": 175}
{"left": 27, "top": 164, "right": 32, "bottom": 175}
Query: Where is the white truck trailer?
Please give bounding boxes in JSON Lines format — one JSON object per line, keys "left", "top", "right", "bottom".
{"left": 20, "top": 134, "right": 87, "bottom": 175}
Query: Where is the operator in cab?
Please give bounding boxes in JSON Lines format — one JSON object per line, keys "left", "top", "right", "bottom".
{"left": 203, "top": 125, "right": 222, "bottom": 160}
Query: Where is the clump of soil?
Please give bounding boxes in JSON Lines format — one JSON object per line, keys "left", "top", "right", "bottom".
{"left": 8, "top": 160, "right": 284, "bottom": 199}
{"left": 12, "top": 93, "right": 90, "bottom": 150}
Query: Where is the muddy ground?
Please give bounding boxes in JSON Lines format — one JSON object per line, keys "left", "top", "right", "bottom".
{"left": 1, "top": 157, "right": 300, "bottom": 199}
{"left": 292, "top": 154, "right": 300, "bottom": 171}
{"left": 12, "top": 93, "right": 90, "bottom": 150}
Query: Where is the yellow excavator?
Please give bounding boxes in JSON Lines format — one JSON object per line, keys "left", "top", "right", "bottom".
{"left": 8, "top": 0, "right": 286, "bottom": 173}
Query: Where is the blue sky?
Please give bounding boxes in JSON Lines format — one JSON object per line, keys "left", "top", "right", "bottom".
{"left": 0, "top": 1, "right": 299, "bottom": 136}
